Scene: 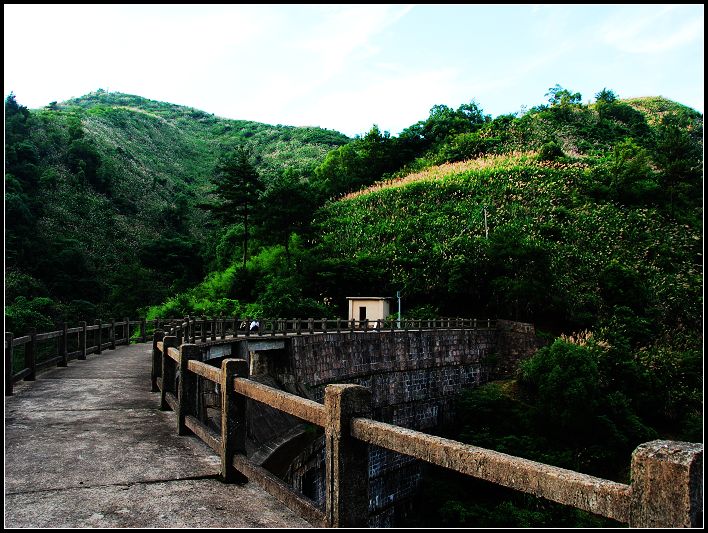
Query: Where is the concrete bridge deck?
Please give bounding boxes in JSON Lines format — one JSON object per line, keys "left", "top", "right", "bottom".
{"left": 4, "top": 342, "right": 312, "bottom": 528}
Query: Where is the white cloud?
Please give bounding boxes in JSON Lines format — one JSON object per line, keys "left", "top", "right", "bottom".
{"left": 287, "top": 67, "right": 462, "bottom": 136}
{"left": 600, "top": 5, "right": 704, "bottom": 54}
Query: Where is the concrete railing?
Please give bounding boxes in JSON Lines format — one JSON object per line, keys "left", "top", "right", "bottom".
{"left": 154, "top": 315, "right": 496, "bottom": 345}
{"left": 5, "top": 318, "right": 150, "bottom": 395}
{"left": 152, "top": 333, "right": 703, "bottom": 528}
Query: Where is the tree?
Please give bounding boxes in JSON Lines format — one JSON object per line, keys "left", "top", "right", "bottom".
{"left": 594, "top": 88, "right": 618, "bottom": 104}
{"left": 607, "top": 138, "right": 657, "bottom": 205}
{"left": 207, "top": 146, "right": 262, "bottom": 267}
{"left": 256, "top": 170, "right": 314, "bottom": 263}
{"left": 545, "top": 84, "right": 582, "bottom": 107}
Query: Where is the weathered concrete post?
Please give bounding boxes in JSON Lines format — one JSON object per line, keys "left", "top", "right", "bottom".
{"left": 245, "top": 317, "right": 251, "bottom": 338}
{"left": 26, "top": 328, "right": 37, "bottom": 380}
{"left": 201, "top": 317, "right": 207, "bottom": 343}
{"left": 629, "top": 440, "right": 703, "bottom": 527}
{"left": 221, "top": 358, "right": 249, "bottom": 483}
{"left": 109, "top": 319, "right": 116, "bottom": 350}
{"left": 78, "top": 322, "right": 87, "bottom": 360}
{"left": 5, "top": 332, "right": 13, "bottom": 396}
{"left": 324, "top": 384, "right": 371, "bottom": 527}
{"left": 124, "top": 317, "right": 130, "bottom": 345}
{"left": 96, "top": 319, "right": 102, "bottom": 354}
{"left": 176, "top": 326, "right": 183, "bottom": 346}
{"left": 140, "top": 319, "right": 146, "bottom": 343}
{"left": 296, "top": 318, "right": 302, "bottom": 336}
{"left": 308, "top": 318, "right": 314, "bottom": 335}
{"left": 211, "top": 318, "right": 217, "bottom": 341}
{"left": 58, "top": 322, "right": 68, "bottom": 367}
{"left": 177, "top": 344, "right": 201, "bottom": 436}
{"left": 151, "top": 330, "right": 165, "bottom": 392}
{"left": 160, "top": 335, "right": 177, "bottom": 410}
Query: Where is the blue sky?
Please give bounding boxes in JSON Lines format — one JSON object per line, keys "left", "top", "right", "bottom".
{"left": 4, "top": 4, "right": 704, "bottom": 137}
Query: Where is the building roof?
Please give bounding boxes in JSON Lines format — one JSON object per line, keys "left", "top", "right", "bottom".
{"left": 346, "top": 296, "right": 391, "bottom": 301}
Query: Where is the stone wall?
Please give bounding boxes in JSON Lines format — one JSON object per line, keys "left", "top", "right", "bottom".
{"left": 276, "top": 325, "right": 538, "bottom": 525}
{"left": 494, "top": 319, "right": 542, "bottom": 377}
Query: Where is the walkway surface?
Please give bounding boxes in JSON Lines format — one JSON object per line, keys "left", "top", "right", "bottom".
{"left": 4, "top": 343, "right": 312, "bottom": 528}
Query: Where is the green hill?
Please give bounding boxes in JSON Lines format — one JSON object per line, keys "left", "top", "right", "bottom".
{"left": 5, "top": 90, "right": 349, "bottom": 330}
{"left": 5, "top": 86, "right": 702, "bottom": 526}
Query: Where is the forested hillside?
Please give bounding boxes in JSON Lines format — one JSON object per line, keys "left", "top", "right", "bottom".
{"left": 5, "top": 85, "right": 703, "bottom": 526}
{"left": 5, "top": 90, "right": 348, "bottom": 332}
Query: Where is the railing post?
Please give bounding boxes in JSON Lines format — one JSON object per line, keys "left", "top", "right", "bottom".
{"left": 140, "top": 318, "right": 147, "bottom": 343}
{"left": 96, "top": 319, "right": 102, "bottom": 354}
{"left": 26, "top": 328, "right": 37, "bottom": 380}
{"left": 220, "top": 315, "right": 226, "bottom": 340}
{"left": 58, "top": 322, "right": 68, "bottom": 367}
{"left": 110, "top": 318, "right": 116, "bottom": 350}
{"left": 151, "top": 330, "right": 165, "bottom": 392}
{"left": 5, "top": 332, "right": 13, "bottom": 396}
{"left": 177, "top": 344, "right": 201, "bottom": 436}
{"left": 324, "top": 384, "right": 371, "bottom": 527}
{"left": 160, "top": 335, "right": 177, "bottom": 410}
{"left": 124, "top": 317, "right": 130, "bottom": 344}
{"left": 211, "top": 317, "right": 217, "bottom": 341}
{"left": 245, "top": 317, "right": 250, "bottom": 338}
{"left": 201, "top": 317, "right": 207, "bottom": 343}
{"left": 308, "top": 318, "right": 314, "bottom": 335}
{"left": 629, "top": 440, "right": 703, "bottom": 527}
{"left": 176, "top": 326, "right": 183, "bottom": 346}
{"left": 78, "top": 322, "right": 87, "bottom": 360}
{"left": 322, "top": 318, "right": 328, "bottom": 334}
{"left": 221, "top": 358, "right": 249, "bottom": 483}
{"left": 296, "top": 318, "right": 302, "bottom": 336}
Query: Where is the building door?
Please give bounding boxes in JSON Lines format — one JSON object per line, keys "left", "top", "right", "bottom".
{"left": 359, "top": 306, "right": 367, "bottom": 321}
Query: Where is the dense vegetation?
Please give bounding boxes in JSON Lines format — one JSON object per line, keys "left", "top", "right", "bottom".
{"left": 5, "top": 86, "right": 702, "bottom": 526}
{"left": 5, "top": 90, "right": 348, "bottom": 332}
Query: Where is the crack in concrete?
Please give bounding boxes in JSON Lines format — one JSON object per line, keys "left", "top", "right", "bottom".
{"left": 5, "top": 473, "right": 223, "bottom": 496}
{"left": 7, "top": 407, "right": 158, "bottom": 413}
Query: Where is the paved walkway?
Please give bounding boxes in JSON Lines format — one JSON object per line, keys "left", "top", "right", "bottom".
{"left": 4, "top": 343, "right": 312, "bottom": 528}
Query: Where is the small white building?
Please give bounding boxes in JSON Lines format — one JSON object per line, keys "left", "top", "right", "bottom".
{"left": 346, "top": 297, "right": 391, "bottom": 322}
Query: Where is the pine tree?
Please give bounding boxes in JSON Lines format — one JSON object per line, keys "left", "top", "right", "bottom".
{"left": 209, "top": 146, "right": 261, "bottom": 267}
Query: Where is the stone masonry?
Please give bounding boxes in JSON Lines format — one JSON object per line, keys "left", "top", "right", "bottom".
{"left": 270, "top": 323, "right": 538, "bottom": 526}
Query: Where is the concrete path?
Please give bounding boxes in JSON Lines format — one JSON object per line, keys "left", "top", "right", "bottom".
{"left": 4, "top": 343, "right": 313, "bottom": 528}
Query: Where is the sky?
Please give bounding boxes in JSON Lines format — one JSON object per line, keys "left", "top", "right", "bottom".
{"left": 4, "top": 4, "right": 704, "bottom": 137}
